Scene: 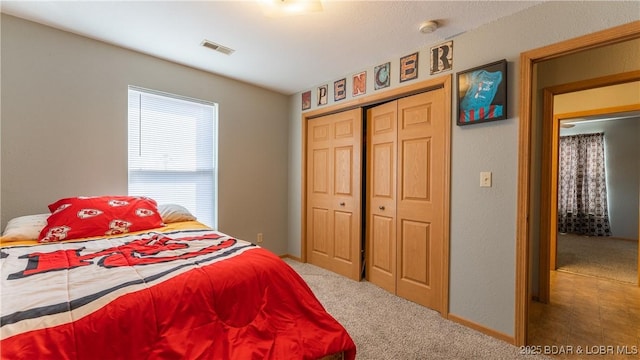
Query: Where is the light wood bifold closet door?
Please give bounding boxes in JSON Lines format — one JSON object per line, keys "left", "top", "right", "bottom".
{"left": 306, "top": 108, "right": 362, "bottom": 281}
{"left": 366, "top": 89, "right": 446, "bottom": 312}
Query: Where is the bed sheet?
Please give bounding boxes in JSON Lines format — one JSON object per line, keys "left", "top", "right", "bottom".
{"left": 0, "top": 222, "right": 356, "bottom": 359}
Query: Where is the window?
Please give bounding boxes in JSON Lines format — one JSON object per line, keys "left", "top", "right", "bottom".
{"left": 128, "top": 86, "right": 217, "bottom": 228}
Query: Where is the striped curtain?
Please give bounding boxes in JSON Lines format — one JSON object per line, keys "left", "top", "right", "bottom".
{"left": 558, "top": 133, "right": 611, "bottom": 236}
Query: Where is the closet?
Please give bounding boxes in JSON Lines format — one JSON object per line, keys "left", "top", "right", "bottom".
{"left": 304, "top": 78, "right": 449, "bottom": 314}
{"left": 366, "top": 90, "right": 446, "bottom": 312}
{"left": 306, "top": 108, "right": 363, "bottom": 281}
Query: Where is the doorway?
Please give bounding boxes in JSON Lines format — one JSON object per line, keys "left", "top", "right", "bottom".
{"left": 528, "top": 85, "right": 640, "bottom": 347}
{"left": 539, "top": 81, "right": 640, "bottom": 303}
{"left": 553, "top": 106, "right": 640, "bottom": 286}
{"left": 515, "top": 21, "right": 640, "bottom": 346}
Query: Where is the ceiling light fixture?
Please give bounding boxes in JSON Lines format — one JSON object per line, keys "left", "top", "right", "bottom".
{"left": 419, "top": 20, "right": 439, "bottom": 34}
{"left": 261, "top": 0, "right": 323, "bottom": 17}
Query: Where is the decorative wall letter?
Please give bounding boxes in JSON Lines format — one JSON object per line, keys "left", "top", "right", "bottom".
{"left": 352, "top": 71, "right": 366, "bottom": 97}
{"left": 334, "top": 78, "right": 346, "bottom": 101}
{"left": 302, "top": 91, "right": 311, "bottom": 110}
{"left": 430, "top": 41, "right": 453, "bottom": 75}
{"left": 317, "top": 85, "right": 328, "bottom": 106}
{"left": 374, "top": 62, "right": 390, "bottom": 90}
{"left": 400, "top": 52, "right": 418, "bottom": 82}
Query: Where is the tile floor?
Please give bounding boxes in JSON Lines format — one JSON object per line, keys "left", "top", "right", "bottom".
{"left": 528, "top": 270, "right": 640, "bottom": 359}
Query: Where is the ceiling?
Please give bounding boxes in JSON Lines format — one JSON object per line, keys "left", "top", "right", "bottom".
{"left": 1, "top": 1, "right": 543, "bottom": 95}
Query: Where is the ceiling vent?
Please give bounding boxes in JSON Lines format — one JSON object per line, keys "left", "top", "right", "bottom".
{"left": 201, "top": 40, "right": 235, "bottom": 55}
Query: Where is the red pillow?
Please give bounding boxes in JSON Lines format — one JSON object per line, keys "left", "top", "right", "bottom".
{"left": 38, "top": 196, "right": 164, "bottom": 243}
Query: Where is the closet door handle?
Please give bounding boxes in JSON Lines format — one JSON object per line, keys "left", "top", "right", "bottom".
{"left": 339, "top": 202, "right": 345, "bottom": 206}
{"left": 378, "top": 206, "right": 385, "bottom": 210}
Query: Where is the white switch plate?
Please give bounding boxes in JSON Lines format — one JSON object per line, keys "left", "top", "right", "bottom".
{"left": 480, "top": 172, "right": 492, "bottom": 187}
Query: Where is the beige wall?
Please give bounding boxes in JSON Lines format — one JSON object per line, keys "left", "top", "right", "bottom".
{"left": 1, "top": 14, "right": 290, "bottom": 255}
{"left": 554, "top": 82, "right": 640, "bottom": 113}
{"left": 288, "top": 1, "right": 639, "bottom": 338}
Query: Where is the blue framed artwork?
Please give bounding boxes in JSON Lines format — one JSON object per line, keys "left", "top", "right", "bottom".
{"left": 456, "top": 59, "right": 507, "bottom": 126}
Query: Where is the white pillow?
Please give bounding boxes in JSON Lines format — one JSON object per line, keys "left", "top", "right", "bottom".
{"left": 158, "top": 204, "right": 197, "bottom": 223}
{"left": 2, "top": 213, "right": 49, "bottom": 241}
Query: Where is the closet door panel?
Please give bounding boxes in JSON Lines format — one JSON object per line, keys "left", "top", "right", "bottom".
{"left": 400, "top": 138, "right": 431, "bottom": 201}
{"left": 311, "top": 149, "right": 330, "bottom": 194}
{"left": 306, "top": 109, "right": 362, "bottom": 281}
{"left": 307, "top": 117, "right": 334, "bottom": 270}
{"left": 398, "top": 220, "right": 431, "bottom": 294}
{"left": 396, "top": 90, "right": 444, "bottom": 312}
{"left": 331, "top": 110, "right": 362, "bottom": 279}
{"left": 334, "top": 146, "right": 353, "bottom": 196}
{"left": 366, "top": 101, "right": 397, "bottom": 293}
{"left": 310, "top": 207, "right": 330, "bottom": 256}
{"left": 372, "top": 143, "right": 394, "bottom": 198}
{"left": 333, "top": 210, "right": 354, "bottom": 262}
{"left": 370, "top": 214, "right": 395, "bottom": 292}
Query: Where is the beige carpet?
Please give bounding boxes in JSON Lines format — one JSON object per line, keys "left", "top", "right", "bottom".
{"left": 557, "top": 233, "right": 638, "bottom": 285}
{"left": 284, "top": 259, "right": 551, "bottom": 360}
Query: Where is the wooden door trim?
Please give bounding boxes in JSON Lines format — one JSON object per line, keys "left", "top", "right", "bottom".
{"left": 539, "top": 73, "right": 640, "bottom": 304}
{"left": 301, "top": 75, "right": 451, "bottom": 317}
{"left": 516, "top": 21, "right": 640, "bottom": 346}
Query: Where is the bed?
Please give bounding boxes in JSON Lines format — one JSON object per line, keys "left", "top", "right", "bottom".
{"left": 0, "top": 196, "right": 356, "bottom": 359}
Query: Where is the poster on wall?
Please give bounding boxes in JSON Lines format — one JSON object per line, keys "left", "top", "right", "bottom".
{"left": 400, "top": 52, "right": 418, "bottom": 82}
{"left": 374, "top": 62, "right": 390, "bottom": 90}
{"left": 352, "top": 71, "right": 366, "bottom": 97}
{"left": 456, "top": 59, "right": 507, "bottom": 126}
{"left": 301, "top": 91, "right": 311, "bottom": 110}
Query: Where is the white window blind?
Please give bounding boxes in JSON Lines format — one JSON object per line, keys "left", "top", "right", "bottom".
{"left": 128, "top": 86, "right": 217, "bottom": 228}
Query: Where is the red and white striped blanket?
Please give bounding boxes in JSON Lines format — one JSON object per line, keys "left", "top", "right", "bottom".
{"left": 1, "top": 223, "right": 355, "bottom": 359}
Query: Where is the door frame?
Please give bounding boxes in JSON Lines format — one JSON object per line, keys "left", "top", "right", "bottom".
{"left": 540, "top": 88, "right": 640, "bottom": 304}
{"left": 515, "top": 21, "right": 640, "bottom": 345}
{"left": 301, "top": 75, "right": 451, "bottom": 317}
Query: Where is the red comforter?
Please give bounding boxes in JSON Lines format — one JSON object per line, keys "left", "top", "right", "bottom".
{"left": 0, "top": 224, "right": 356, "bottom": 359}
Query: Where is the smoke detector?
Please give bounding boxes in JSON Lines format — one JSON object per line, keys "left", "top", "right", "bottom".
{"left": 419, "top": 20, "right": 439, "bottom": 34}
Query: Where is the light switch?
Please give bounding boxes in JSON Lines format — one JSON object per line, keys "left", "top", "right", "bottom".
{"left": 480, "top": 171, "right": 492, "bottom": 187}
